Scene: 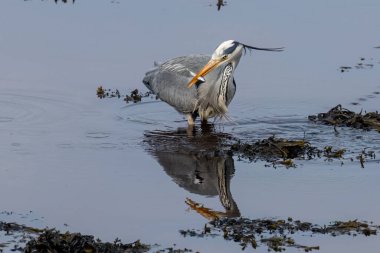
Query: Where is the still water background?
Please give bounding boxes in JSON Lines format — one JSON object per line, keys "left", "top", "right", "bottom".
{"left": 0, "top": 0, "right": 380, "bottom": 252}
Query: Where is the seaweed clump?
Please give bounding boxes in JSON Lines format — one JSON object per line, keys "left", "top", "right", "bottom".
{"left": 230, "top": 137, "right": 375, "bottom": 168}
{"left": 1, "top": 220, "right": 196, "bottom": 253}
{"left": 96, "top": 86, "right": 153, "bottom": 103}
{"left": 183, "top": 199, "right": 380, "bottom": 252}
{"left": 229, "top": 136, "right": 320, "bottom": 167}
{"left": 0, "top": 221, "right": 150, "bottom": 253}
{"left": 0, "top": 221, "right": 43, "bottom": 251}
{"left": 180, "top": 208, "right": 380, "bottom": 252}
{"left": 325, "top": 220, "right": 377, "bottom": 237}
{"left": 181, "top": 217, "right": 320, "bottom": 252}
{"left": 24, "top": 229, "right": 149, "bottom": 253}
{"left": 308, "top": 105, "right": 380, "bottom": 132}
{"left": 323, "top": 146, "right": 345, "bottom": 159}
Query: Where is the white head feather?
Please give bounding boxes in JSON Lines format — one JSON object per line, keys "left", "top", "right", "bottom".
{"left": 211, "top": 40, "right": 237, "bottom": 59}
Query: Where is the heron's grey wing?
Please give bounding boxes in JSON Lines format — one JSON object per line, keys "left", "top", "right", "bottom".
{"left": 159, "top": 55, "right": 210, "bottom": 77}
{"left": 143, "top": 55, "right": 210, "bottom": 113}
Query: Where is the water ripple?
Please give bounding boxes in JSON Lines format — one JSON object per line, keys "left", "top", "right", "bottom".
{"left": 0, "top": 92, "right": 82, "bottom": 129}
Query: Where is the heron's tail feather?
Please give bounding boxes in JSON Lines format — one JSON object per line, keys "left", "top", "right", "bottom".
{"left": 143, "top": 67, "right": 159, "bottom": 93}
{"left": 154, "top": 61, "right": 162, "bottom": 67}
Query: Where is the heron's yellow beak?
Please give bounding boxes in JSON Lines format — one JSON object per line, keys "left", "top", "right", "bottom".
{"left": 187, "top": 58, "right": 224, "bottom": 88}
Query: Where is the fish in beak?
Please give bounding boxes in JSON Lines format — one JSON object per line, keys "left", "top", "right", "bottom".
{"left": 187, "top": 57, "right": 226, "bottom": 88}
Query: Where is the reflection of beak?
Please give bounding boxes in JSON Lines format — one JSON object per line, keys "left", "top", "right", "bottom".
{"left": 185, "top": 198, "right": 225, "bottom": 220}
{"left": 188, "top": 58, "right": 224, "bottom": 88}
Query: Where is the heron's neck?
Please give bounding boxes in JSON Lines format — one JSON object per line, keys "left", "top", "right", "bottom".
{"left": 218, "top": 63, "right": 234, "bottom": 106}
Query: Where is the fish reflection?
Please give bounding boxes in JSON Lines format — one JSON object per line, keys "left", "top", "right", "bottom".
{"left": 144, "top": 125, "right": 240, "bottom": 218}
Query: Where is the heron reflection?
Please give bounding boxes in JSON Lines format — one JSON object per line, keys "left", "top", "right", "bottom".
{"left": 144, "top": 125, "right": 240, "bottom": 218}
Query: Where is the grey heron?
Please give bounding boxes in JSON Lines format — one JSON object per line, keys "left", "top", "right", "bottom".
{"left": 143, "top": 40, "right": 283, "bottom": 125}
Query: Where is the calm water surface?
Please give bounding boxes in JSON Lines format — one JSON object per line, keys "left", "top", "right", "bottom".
{"left": 0, "top": 0, "right": 380, "bottom": 252}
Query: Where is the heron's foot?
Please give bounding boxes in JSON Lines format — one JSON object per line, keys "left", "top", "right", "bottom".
{"left": 185, "top": 198, "right": 225, "bottom": 221}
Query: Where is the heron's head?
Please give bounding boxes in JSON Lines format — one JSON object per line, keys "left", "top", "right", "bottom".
{"left": 188, "top": 40, "right": 283, "bottom": 88}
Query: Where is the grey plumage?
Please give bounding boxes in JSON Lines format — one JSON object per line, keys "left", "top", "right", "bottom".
{"left": 143, "top": 54, "right": 236, "bottom": 120}
{"left": 144, "top": 55, "right": 210, "bottom": 113}
{"left": 142, "top": 40, "right": 283, "bottom": 125}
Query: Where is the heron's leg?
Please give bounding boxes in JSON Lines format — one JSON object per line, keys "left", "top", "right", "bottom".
{"left": 201, "top": 119, "right": 208, "bottom": 126}
{"left": 187, "top": 114, "right": 195, "bottom": 125}
{"left": 187, "top": 112, "right": 198, "bottom": 125}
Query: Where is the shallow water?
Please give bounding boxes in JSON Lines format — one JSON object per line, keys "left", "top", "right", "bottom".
{"left": 0, "top": 0, "right": 380, "bottom": 252}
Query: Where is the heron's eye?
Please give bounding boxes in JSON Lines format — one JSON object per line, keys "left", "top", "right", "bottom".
{"left": 222, "top": 55, "right": 228, "bottom": 60}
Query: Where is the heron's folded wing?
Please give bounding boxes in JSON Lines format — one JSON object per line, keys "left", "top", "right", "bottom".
{"left": 142, "top": 55, "right": 211, "bottom": 114}
{"left": 159, "top": 55, "right": 210, "bottom": 80}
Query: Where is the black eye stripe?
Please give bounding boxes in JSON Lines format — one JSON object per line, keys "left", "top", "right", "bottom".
{"left": 223, "top": 42, "right": 239, "bottom": 55}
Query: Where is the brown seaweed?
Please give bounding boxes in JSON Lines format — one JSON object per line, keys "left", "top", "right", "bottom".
{"left": 24, "top": 229, "right": 149, "bottom": 253}
{"left": 229, "top": 136, "right": 322, "bottom": 167}
{"left": 181, "top": 202, "right": 380, "bottom": 252}
{"left": 0, "top": 221, "right": 149, "bottom": 253}
{"left": 308, "top": 105, "right": 380, "bottom": 132}
{"left": 96, "top": 86, "right": 153, "bottom": 103}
